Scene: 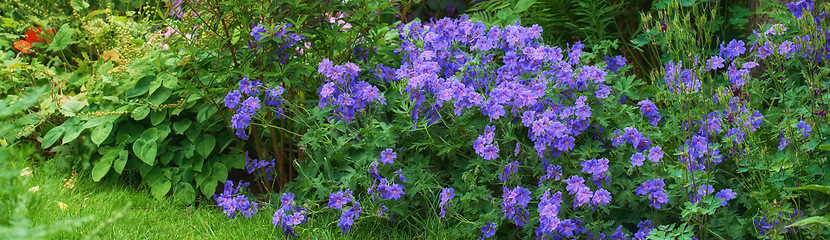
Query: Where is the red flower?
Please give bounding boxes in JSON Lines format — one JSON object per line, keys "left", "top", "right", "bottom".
{"left": 24, "top": 27, "right": 43, "bottom": 43}
{"left": 13, "top": 40, "right": 32, "bottom": 53}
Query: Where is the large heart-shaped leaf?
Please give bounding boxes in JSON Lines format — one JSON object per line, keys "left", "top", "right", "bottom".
{"left": 151, "top": 179, "right": 171, "bottom": 200}
{"left": 133, "top": 139, "right": 157, "bottom": 166}
{"left": 91, "top": 122, "right": 113, "bottom": 146}
{"left": 196, "top": 134, "right": 215, "bottom": 157}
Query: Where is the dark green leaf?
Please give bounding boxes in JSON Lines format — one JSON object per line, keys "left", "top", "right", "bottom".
{"left": 132, "top": 106, "right": 150, "bottom": 120}
{"left": 92, "top": 148, "right": 117, "bottom": 181}
{"left": 113, "top": 150, "right": 128, "bottom": 174}
{"left": 212, "top": 162, "right": 228, "bottom": 182}
{"left": 91, "top": 122, "right": 113, "bottom": 146}
{"left": 788, "top": 185, "right": 830, "bottom": 195}
{"left": 173, "top": 183, "right": 196, "bottom": 205}
{"left": 172, "top": 119, "right": 192, "bottom": 134}
{"left": 133, "top": 139, "right": 157, "bottom": 165}
{"left": 196, "top": 134, "right": 215, "bottom": 157}
{"left": 42, "top": 126, "right": 65, "bottom": 149}
{"left": 47, "top": 24, "right": 75, "bottom": 52}
{"left": 148, "top": 87, "right": 172, "bottom": 105}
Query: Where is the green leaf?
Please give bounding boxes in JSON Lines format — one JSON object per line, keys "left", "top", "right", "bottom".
{"left": 785, "top": 216, "right": 830, "bottom": 229}
{"left": 42, "top": 126, "right": 65, "bottom": 149}
{"left": 788, "top": 185, "right": 830, "bottom": 195}
{"left": 196, "top": 104, "right": 217, "bottom": 123}
{"left": 150, "top": 109, "right": 166, "bottom": 126}
{"left": 71, "top": 0, "right": 89, "bottom": 11}
{"left": 514, "top": 0, "right": 535, "bottom": 12}
{"left": 139, "top": 128, "right": 160, "bottom": 142}
{"left": 173, "top": 183, "right": 196, "bottom": 205}
{"left": 62, "top": 123, "right": 84, "bottom": 144}
{"left": 172, "top": 119, "right": 192, "bottom": 135}
{"left": 159, "top": 72, "right": 179, "bottom": 89}
{"left": 212, "top": 162, "right": 228, "bottom": 182}
{"left": 91, "top": 122, "right": 113, "bottom": 146}
{"left": 92, "top": 149, "right": 117, "bottom": 181}
{"left": 113, "top": 150, "right": 128, "bottom": 174}
{"left": 151, "top": 179, "right": 172, "bottom": 200}
{"left": 200, "top": 177, "right": 217, "bottom": 197}
{"left": 496, "top": 8, "right": 513, "bottom": 20}
{"left": 148, "top": 87, "right": 172, "bottom": 105}
{"left": 133, "top": 139, "right": 157, "bottom": 166}
{"left": 47, "top": 24, "right": 75, "bottom": 52}
{"left": 196, "top": 134, "right": 215, "bottom": 157}
{"left": 132, "top": 106, "right": 150, "bottom": 120}
{"left": 126, "top": 76, "right": 154, "bottom": 98}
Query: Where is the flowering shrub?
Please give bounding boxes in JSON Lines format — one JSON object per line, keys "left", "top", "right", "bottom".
{"left": 293, "top": 15, "right": 730, "bottom": 238}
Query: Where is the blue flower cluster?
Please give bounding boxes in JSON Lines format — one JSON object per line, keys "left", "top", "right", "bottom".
{"left": 317, "top": 58, "right": 386, "bottom": 122}
{"left": 225, "top": 76, "right": 286, "bottom": 140}
{"left": 499, "top": 161, "right": 520, "bottom": 181}
{"left": 635, "top": 179, "right": 669, "bottom": 209}
{"left": 387, "top": 16, "right": 625, "bottom": 162}
{"left": 501, "top": 186, "right": 531, "bottom": 226}
{"left": 244, "top": 151, "right": 275, "bottom": 179}
{"left": 213, "top": 180, "right": 259, "bottom": 219}
{"left": 479, "top": 221, "right": 496, "bottom": 239}
{"left": 327, "top": 189, "right": 362, "bottom": 233}
{"left": 788, "top": 0, "right": 814, "bottom": 19}
{"left": 437, "top": 187, "right": 455, "bottom": 219}
{"left": 473, "top": 125, "right": 499, "bottom": 160}
{"left": 272, "top": 192, "right": 307, "bottom": 237}
{"left": 636, "top": 99, "right": 661, "bottom": 126}
{"left": 248, "top": 22, "right": 305, "bottom": 59}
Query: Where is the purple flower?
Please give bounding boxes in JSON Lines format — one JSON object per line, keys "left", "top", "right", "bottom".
{"left": 605, "top": 55, "right": 627, "bottom": 73}
{"left": 437, "top": 187, "right": 455, "bottom": 218}
{"left": 715, "top": 189, "right": 737, "bottom": 206}
{"left": 481, "top": 221, "right": 496, "bottom": 238}
{"left": 239, "top": 96, "right": 261, "bottom": 115}
{"left": 224, "top": 90, "right": 242, "bottom": 109}
{"left": 238, "top": 77, "right": 261, "bottom": 96}
{"left": 630, "top": 153, "right": 645, "bottom": 167}
{"left": 328, "top": 189, "right": 353, "bottom": 209}
{"left": 779, "top": 132, "right": 789, "bottom": 150}
{"left": 765, "top": 24, "right": 787, "bottom": 35}
{"left": 379, "top": 148, "right": 397, "bottom": 165}
{"left": 565, "top": 175, "right": 586, "bottom": 194}
{"left": 439, "top": 188, "right": 455, "bottom": 205}
{"left": 338, "top": 201, "right": 361, "bottom": 234}
{"left": 499, "top": 161, "right": 520, "bottom": 181}
{"left": 482, "top": 144, "right": 500, "bottom": 160}
{"left": 637, "top": 99, "right": 660, "bottom": 119}
{"left": 788, "top": 0, "right": 814, "bottom": 19}
{"left": 797, "top": 121, "right": 812, "bottom": 138}
{"left": 706, "top": 56, "right": 725, "bottom": 70}
{"left": 383, "top": 183, "right": 405, "bottom": 200}
{"left": 251, "top": 23, "right": 268, "bottom": 42}
{"left": 720, "top": 40, "right": 746, "bottom": 59}
{"left": 779, "top": 40, "right": 796, "bottom": 59}
{"left": 231, "top": 112, "right": 251, "bottom": 130}
{"left": 648, "top": 146, "right": 664, "bottom": 163}
{"left": 592, "top": 188, "right": 612, "bottom": 206}
{"left": 574, "top": 186, "right": 593, "bottom": 208}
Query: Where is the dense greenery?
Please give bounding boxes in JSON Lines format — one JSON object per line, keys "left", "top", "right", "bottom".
{"left": 2, "top": 0, "right": 829, "bottom": 239}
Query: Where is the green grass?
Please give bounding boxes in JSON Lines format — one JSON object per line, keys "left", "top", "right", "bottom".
{"left": 1, "top": 144, "right": 455, "bottom": 240}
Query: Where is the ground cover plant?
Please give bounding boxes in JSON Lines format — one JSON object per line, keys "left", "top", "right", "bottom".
{"left": 1, "top": 0, "right": 830, "bottom": 239}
